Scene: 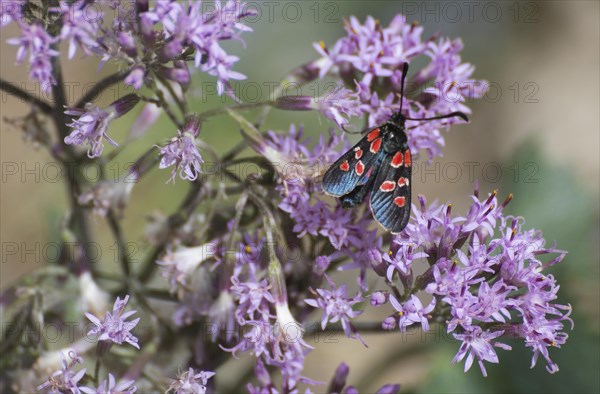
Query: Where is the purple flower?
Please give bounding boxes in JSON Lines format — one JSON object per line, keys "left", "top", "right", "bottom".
{"left": 389, "top": 295, "right": 436, "bottom": 332}
{"left": 159, "top": 115, "right": 204, "bottom": 183}
{"left": 85, "top": 295, "right": 141, "bottom": 349}
{"left": 7, "top": 22, "right": 59, "bottom": 87}
{"left": 52, "top": 0, "right": 101, "bottom": 59}
{"left": 318, "top": 87, "right": 363, "bottom": 127}
{"left": 305, "top": 275, "right": 365, "bottom": 344}
{"left": 316, "top": 16, "right": 419, "bottom": 83}
{"left": 355, "top": 81, "right": 397, "bottom": 127}
{"left": 65, "top": 94, "right": 140, "bottom": 158}
{"left": 80, "top": 374, "right": 136, "bottom": 394}
{"left": 521, "top": 305, "right": 573, "bottom": 374}
{"left": 383, "top": 243, "right": 427, "bottom": 281}
{"left": 141, "top": 0, "right": 255, "bottom": 96}
{"left": 451, "top": 327, "right": 512, "bottom": 377}
{"left": 201, "top": 42, "right": 247, "bottom": 95}
{"left": 313, "top": 14, "right": 486, "bottom": 161}
{"left": 64, "top": 104, "right": 117, "bottom": 158}
{"left": 231, "top": 263, "right": 275, "bottom": 324}
{"left": 274, "top": 87, "right": 362, "bottom": 128}
{"left": 328, "top": 363, "right": 350, "bottom": 394}
{"left": 37, "top": 350, "right": 86, "bottom": 394}
{"left": 167, "top": 368, "right": 215, "bottom": 394}
{"left": 124, "top": 66, "right": 145, "bottom": 90}
{"left": 386, "top": 186, "right": 572, "bottom": 375}
{"left": 318, "top": 205, "right": 354, "bottom": 249}
{"left": 370, "top": 291, "right": 388, "bottom": 306}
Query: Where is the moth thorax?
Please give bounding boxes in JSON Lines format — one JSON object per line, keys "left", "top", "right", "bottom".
{"left": 383, "top": 131, "right": 405, "bottom": 153}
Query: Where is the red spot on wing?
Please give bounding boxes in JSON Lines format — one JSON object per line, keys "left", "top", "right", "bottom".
{"left": 367, "top": 128, "right": 380, "bottom": 142}
{"left": 370, "top": 137, "right": 382, "bottom": 153}
{"left": 394, "top": 196, "right": 406, "bottom": 207}
{"left": 354, "top": 147, "right": 363, "bottom": 159}
{"left": 340, "top": 160, "right": 350, "bottom": 172}
{"left": 391, "top": 151, "right": 403, "bottom": 168}
{"left": 404, "top": 150, "right": 412, "bottom": 167}
{"left": 355, "top": 160, "right": 365, "bottom": 175}
{"left": 380, "top": 181, "right": 395, "bottom": 192}
{"left": 397, "top": 177, "right": 408, "bottom": 187}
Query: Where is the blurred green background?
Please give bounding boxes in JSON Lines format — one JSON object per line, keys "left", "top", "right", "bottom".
{"left": 1, "top": 1, "right": 598, "bottom": 393}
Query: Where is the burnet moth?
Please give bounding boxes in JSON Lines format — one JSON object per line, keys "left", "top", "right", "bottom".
{"left": 322, "top": 62, "right": 468, "bottom": 234}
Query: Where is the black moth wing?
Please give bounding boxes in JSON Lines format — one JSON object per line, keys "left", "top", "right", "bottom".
{"left": 369, "top": 148, "right": 412, "bottom": 234}
{"left": 322, "top": 128, "right": 384, "bottom": 197}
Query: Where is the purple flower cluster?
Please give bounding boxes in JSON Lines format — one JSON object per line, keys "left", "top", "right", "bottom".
{"left": 37, "top": 350, "right": 137, "bottom": 394}
{"left": 2, "top": 2, "right": 575, "bottom": 390}
{"left": 223, "top": 233, "right": 314, "bottom": 393}
{"left": 305, "top": 275, "right": 365, "bottom": 345}
{"left": 37, "top": 350, "right": 86, "bottom": 394}
{"left": 3, "top": 0, "right": 255, "bottom": 96}
{"left": 259, "top": 121, "right": 570, "bottom": 379}
{"left": 52, "top": 0, "right": 102, "bottom": 59}
{"left": 314, "top": 15, "right": 487, "bottom": 160}
{"left": 7, "top": 22, "right": 58, "bottom": 88}
{"left": 264, "top": 125, "right": 383, "bottom": 290}
{"left": 375, "top": 187, "right": 572, "bottom": 376}
{"left": 167, "top": 368, "right": 215, "bottom": 394}
{"left": 140, "top": 0, "right": 256, "bottom": 95}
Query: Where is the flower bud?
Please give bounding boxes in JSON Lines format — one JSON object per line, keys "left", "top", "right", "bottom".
{"left": 159, "top": 39, "right": 183, "bottom": 62}
{"left": 370, "top": 291, "right": 389, "bottom": 306}
{"left": 124, "top": 66, "right": 145, "bottom": 91}
{"left": 135, "top": 0, "right": 149, "bottom": 13}
{"left": 382, "top": 316, "right": 396, "bottom": 330}
{"left": 159, "top": 65, "right": 190, "bottom": 88}
{"left": 117, "top": 31, "right": 137, "bottom": 57}
{"left": 109, "top": 93, "right": 140, "bottom": 118}
{"left": 328, "top": 363, "right": 350, "bottom": 394}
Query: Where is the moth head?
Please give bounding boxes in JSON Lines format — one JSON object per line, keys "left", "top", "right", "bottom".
{"left": 389, "top": 112, "right": 406, "bottom": 127}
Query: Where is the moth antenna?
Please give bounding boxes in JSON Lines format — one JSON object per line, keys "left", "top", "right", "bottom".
{"left": 398, "top": 62, "right": 409, "bottom": 113}
{"left": 404, "top": 111, "right": 469, "bottom": 123}
{"left": 340, "top": 123, "right": 364, "bottom": 135}
{"left": 406, "top": 120, "right": 464, "bottom": 130}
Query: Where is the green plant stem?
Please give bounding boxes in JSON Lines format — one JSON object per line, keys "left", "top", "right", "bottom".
{"left": 49, "top": 49, "right": 93, "bottom": 274}
{"left": 106, "top": 209, "right": 131, "bottom": 277}
{"left": 157, "top": 75, "right": 188, "bottom": 116}
{"left": 75, "top": 69, "right": 131, "bottom": 107}
{"left": 198, "top": 101, "right": 272, "bottom": 122}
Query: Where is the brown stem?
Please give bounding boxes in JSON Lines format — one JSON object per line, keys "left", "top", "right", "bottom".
{"left": 0, "top": 78, "right": 53, "bottom": 114}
